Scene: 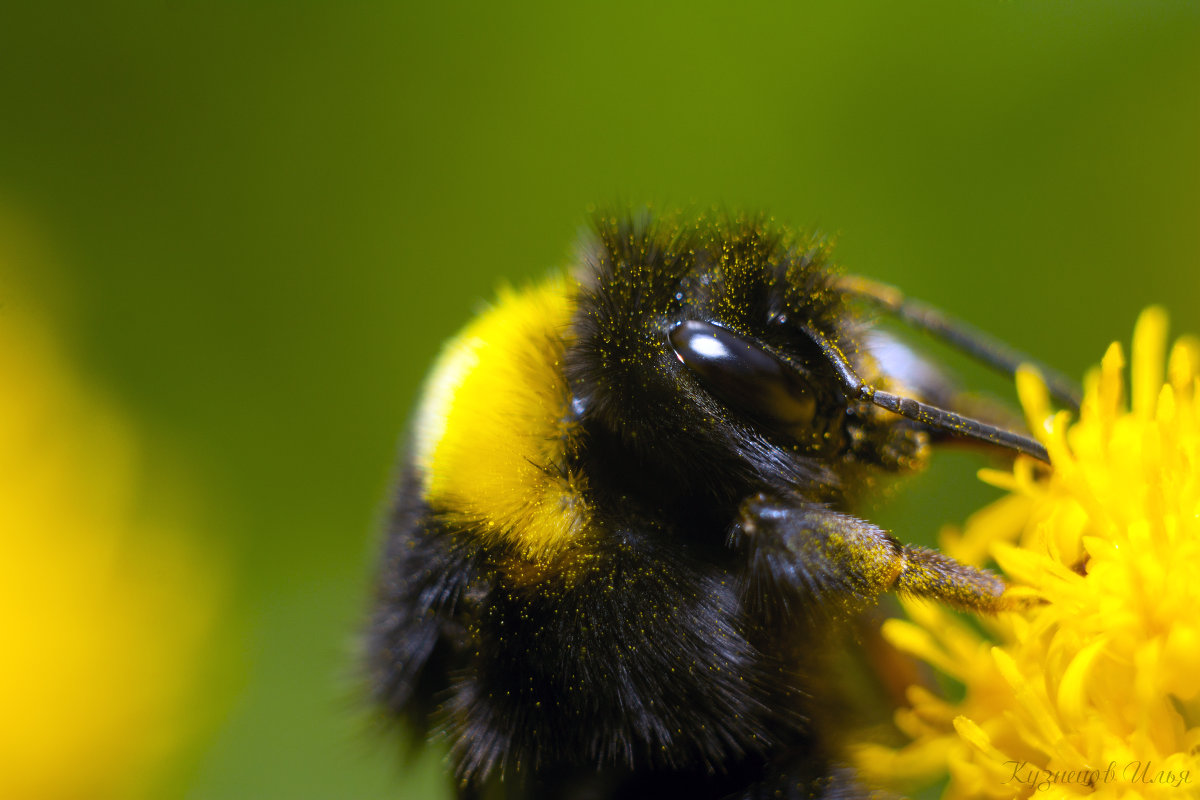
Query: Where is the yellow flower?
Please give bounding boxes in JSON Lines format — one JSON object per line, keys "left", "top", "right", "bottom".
{"left": 0, "top": 256, "right": 224, "bottom": 799}
{"left": 858, "top": 308, "right": 1200, "bottom": 799}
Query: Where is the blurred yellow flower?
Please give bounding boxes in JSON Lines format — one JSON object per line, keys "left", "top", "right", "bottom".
{"left": 859, "top": 308, "right": 1200, "bottom": 798}
{"left": 0, "top": 261, "right": 223, "bottom": 798}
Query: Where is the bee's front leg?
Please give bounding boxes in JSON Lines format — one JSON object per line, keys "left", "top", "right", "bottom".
{"left": 733, "top": 493, "right": 1017, "bottom": 621}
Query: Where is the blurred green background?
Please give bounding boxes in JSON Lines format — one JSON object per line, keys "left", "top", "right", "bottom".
{"left": 1, "top": 1, "right": 1197, "bottom": 798}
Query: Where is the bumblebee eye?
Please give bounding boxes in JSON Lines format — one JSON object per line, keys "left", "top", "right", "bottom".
{"left": 669, "top": 320, "right": 817, "bottom": 429}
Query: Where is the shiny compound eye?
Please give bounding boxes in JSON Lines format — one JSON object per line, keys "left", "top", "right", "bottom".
{"left": 668, "top": 320, "right": 817, "bottom": 430}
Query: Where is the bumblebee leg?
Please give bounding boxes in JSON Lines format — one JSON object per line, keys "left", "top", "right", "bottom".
{"left": 736, "top": 494, "right": 1014, "bottom": 617}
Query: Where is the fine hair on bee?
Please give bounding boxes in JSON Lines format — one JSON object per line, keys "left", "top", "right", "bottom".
{"left": 366, "top": 210, "right": 1075, "bottom": 800}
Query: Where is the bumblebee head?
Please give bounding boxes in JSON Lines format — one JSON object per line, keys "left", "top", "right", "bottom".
{"left": 565, "top": 212, "right": 918, "bottom": 498}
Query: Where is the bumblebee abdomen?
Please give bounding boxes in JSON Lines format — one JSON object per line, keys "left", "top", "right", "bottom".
{"left": 412, "top": 275, "right": 590, "bottom": 559}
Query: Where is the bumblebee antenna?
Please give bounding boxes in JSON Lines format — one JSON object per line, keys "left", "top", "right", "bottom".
{"left": 837, "top": 275, "right": 1082, "bottom": 411}
{"left": 802, "top": 324, "right": 1050, "bottom": 463}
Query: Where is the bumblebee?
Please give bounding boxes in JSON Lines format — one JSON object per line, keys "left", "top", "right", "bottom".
{"left": 367, "top": 212, "right": 1077, "bottom": 799}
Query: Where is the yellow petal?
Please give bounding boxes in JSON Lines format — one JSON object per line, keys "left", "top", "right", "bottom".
{"left": 1056, "top": 637, "right": 1107, "bottom": 724}
{"left": 1017, "top": 365, "right": 1052, "bottom": 441}
{"left": 1132, "top": 306, "right": 1168, "bottom": 419}
{"left": 1161, "top": 625, "right": 1200, "bottom": 701}
{"left": 952, "top": 716, "right": 1006, "bottom": 762}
